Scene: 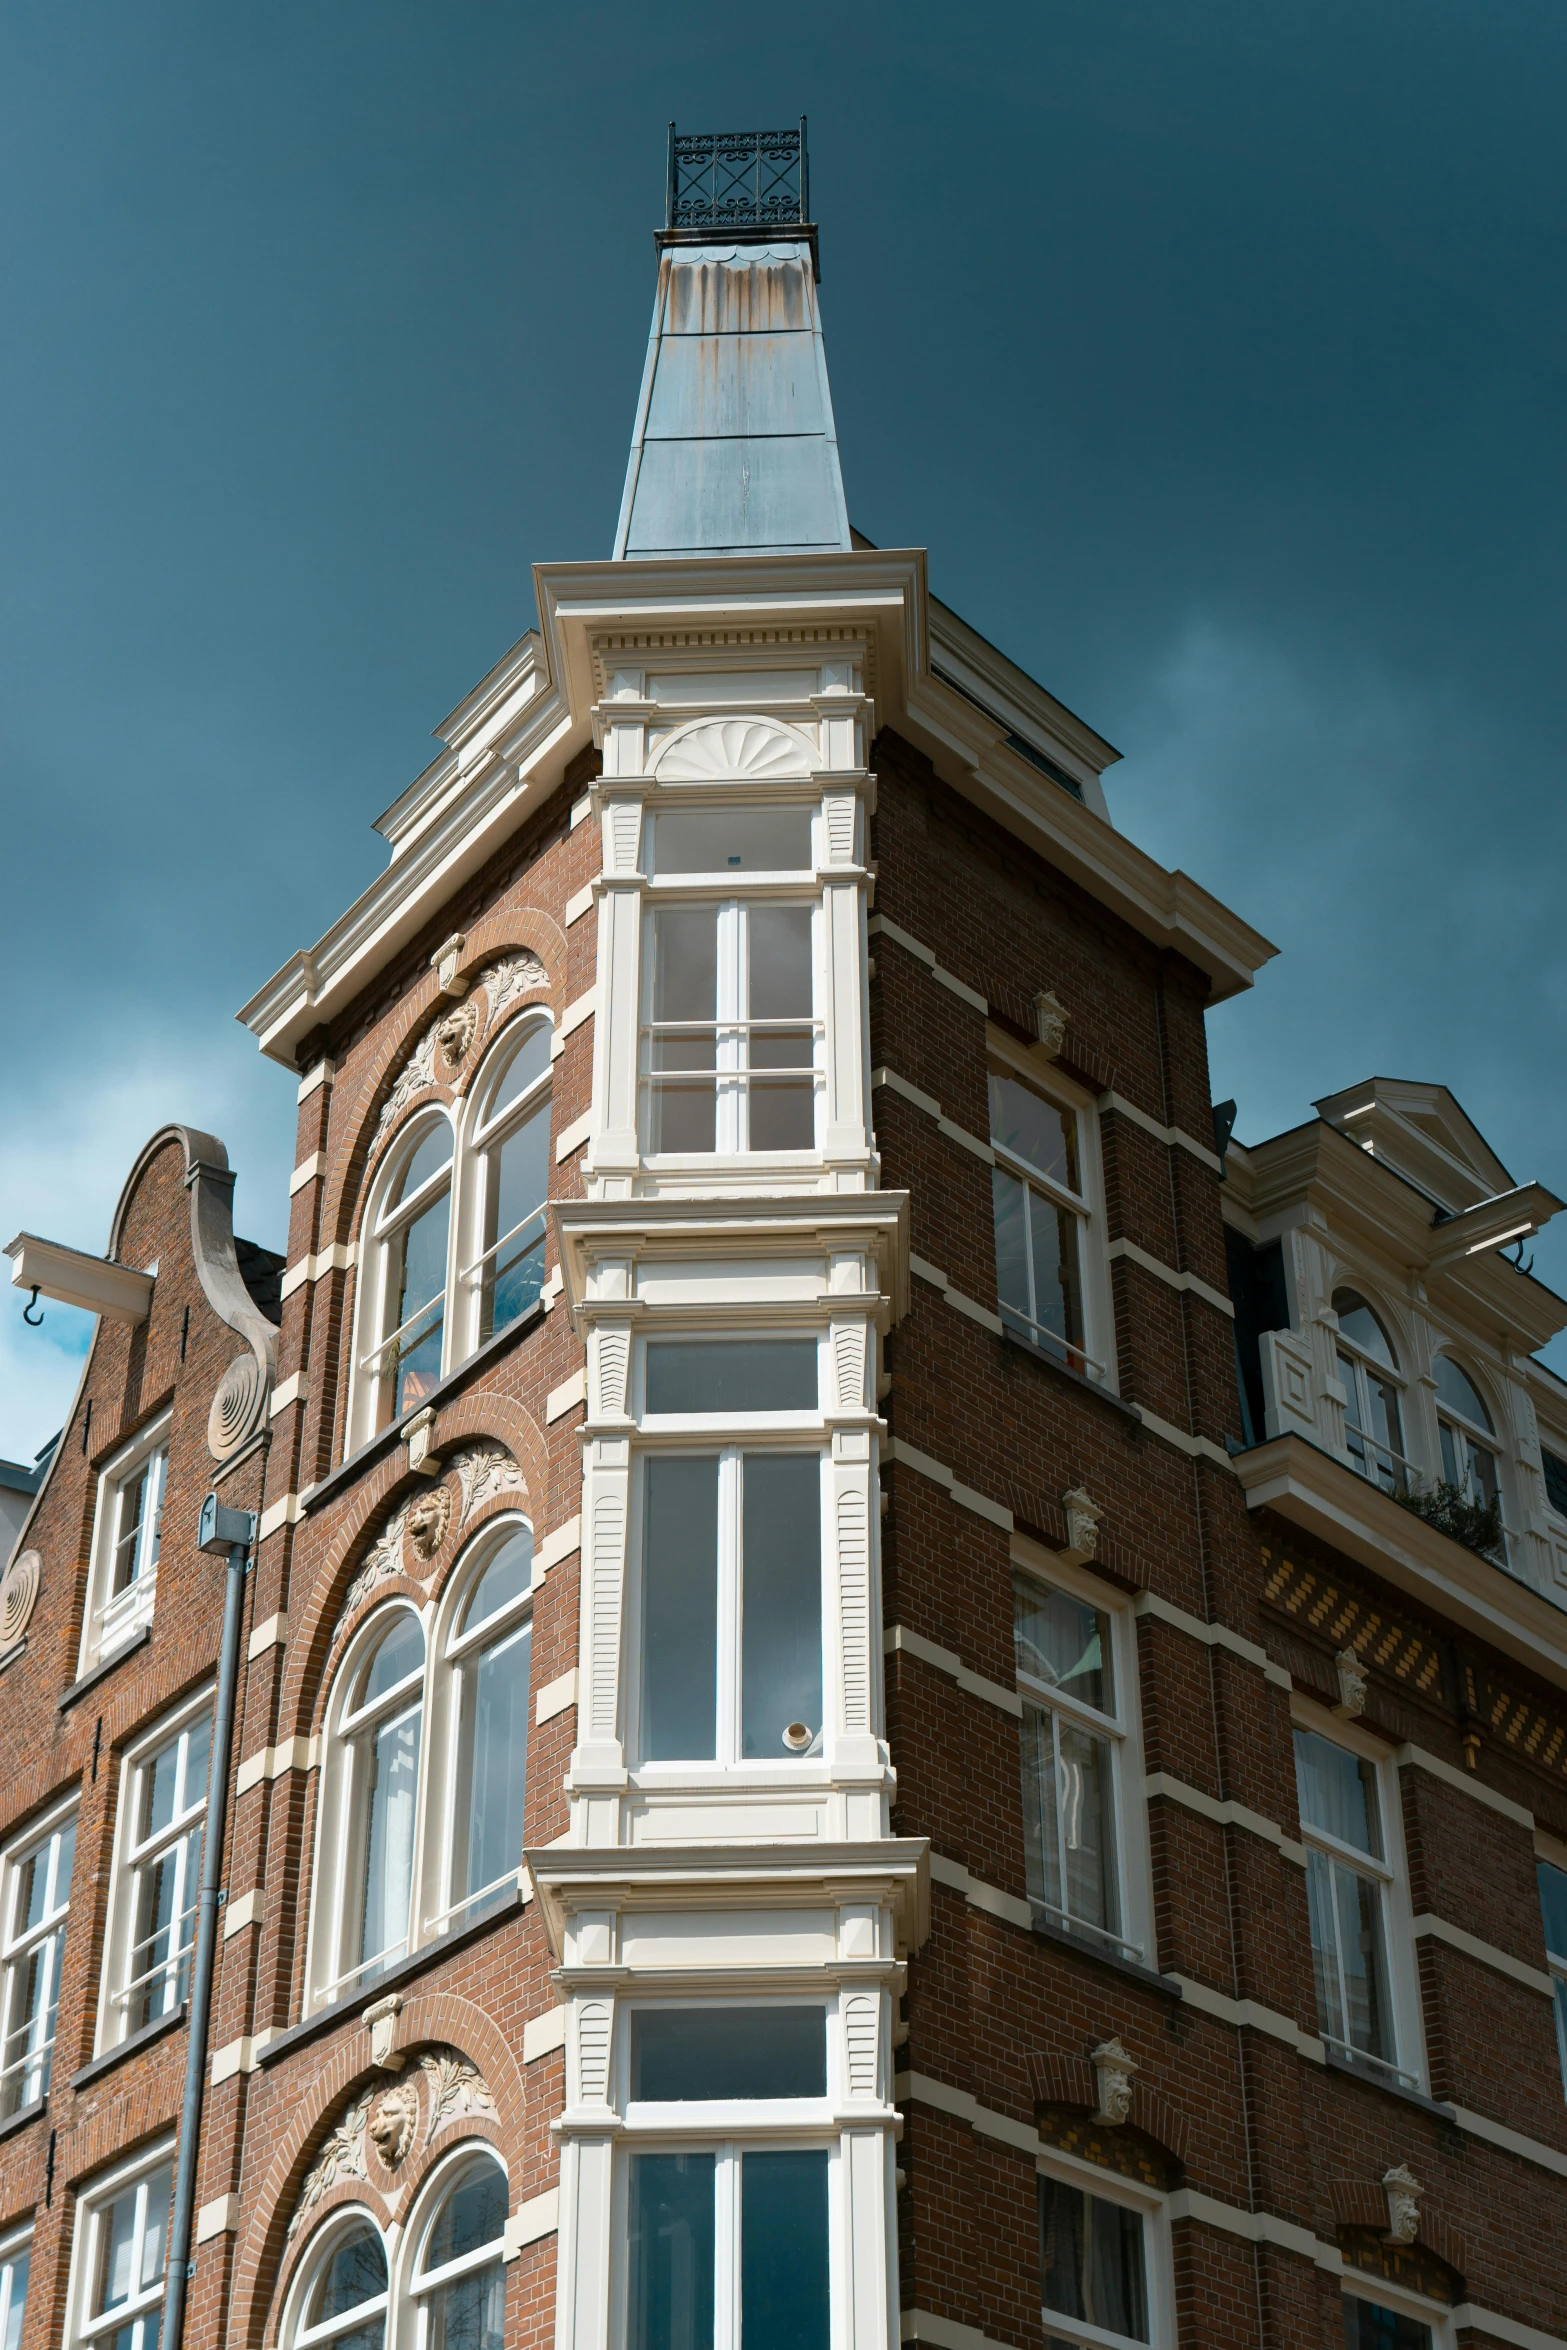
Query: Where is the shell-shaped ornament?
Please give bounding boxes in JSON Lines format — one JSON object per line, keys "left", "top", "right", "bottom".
{"left": 0, "top": 1551, "right": 41, "bottom": 1649}
{"left": 209, "top": 1352, "right": 266, "bottom": 1460}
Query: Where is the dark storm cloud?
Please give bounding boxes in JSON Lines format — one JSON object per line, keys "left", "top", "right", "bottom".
{"left": 2, "top": 1, "right": 1563, "bottom": 1445}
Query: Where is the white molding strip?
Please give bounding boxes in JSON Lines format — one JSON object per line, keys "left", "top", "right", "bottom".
{"left": 910, "top": 1254, "right": 1005, "bottom": 1340}
{"left": 246, "top": 1612, "right": 288, "bottom": 1661}
{"left": 559, "top": 986, "right": 596, "bottom": 1037}
{"left": 895, "top": 2068, "right": 1039, "bottom": 2155}
{"left": 1395, "top": 1741, "right": 1535, "bottom": 1829}
{"left": 554, "top": 1110, "right": 593, "bottom": 1163}
{"left": 885, "top": 1624, "right": 1022, "bottom": 1719}
{"left": 900, "top": 2313, "right": 1014, "bottom": 2350}
{"left": 867, "top": 915, "right": 989, "bottom": 1014}
{"left": 196, "top": 2194, "right": 240, "bottom": 2244}
{"left": 269, "top": 1371, "right": 308, "bottom": 1418}
{"left": 928, "top": 1851, "right": 1032, "bottom": 1933}
{"left": 1446, "top": 2101, "right": 1567, "bottom": 2179}
{"left": 222, "top": 1887, "right": 265, "bottom": 1940}
{"left": 279, "top": 1241, "right": 355, "bottom": 1302}
{"left": 1144, "top": 1771, "right": 1309, "bottom": 1867}
{"left": 870, "top": 1067, "right": 995, "bottom": 1164}
{"left": 1099, "top": 1090, "right": 1223, "bottom": 1176}
{"left": 1447, "top": 2306, "right": 1567, "bottom": 2350}
{"left": 503, "top": 2188, "right": 559, "bottom": 2260}
{"left": 235, "top": 1734, "right": 319, "bottom": 1796}
{"left": 565, "top": 882, "right": 595, "bottom": 926}
{"left": 522, "top": 2005, "right": 567, "bottom": 2062}
{"left": 1132, "top": 1590, "right": 1292, "bottom": 1690}
{"left": 296, "top": 1059, "right": 335, "bottom": 1103}
{"left": 534, "top": 1516, "right": 581, "bottom": 1582}
{"left": 545, "top": 1370, "right": 586, "bottom": 1424}
{"left": 886, "top": 1438, "right": 1012, "bottom": 1531}
{"left": 1107, "top": 1236, "right": 1234, "bottom": 1318}
{"left": 536, "top": 1668, "right": 577, "bottom": 1725}
{"left": 1166, "top": 2186, "right": 1335, "bottom": 2269}
{"left": 1170, "top": 1972, "right": 1325, "bottom": 2061}
{"left": 289, "top": 1152, "right": 326, "bottom": 1196}
{"left": 258, "top": 1492, "right": 306, "bottom": 1543}
{"left": 1412, "top": 1912, "right": 1556, "bottom": 1998}
{"left": 210, "top": 2029, "right": 275, "bottom": 2083}
{"left": 1132, "top": 1403, "right": 1237, "bottom": 1471}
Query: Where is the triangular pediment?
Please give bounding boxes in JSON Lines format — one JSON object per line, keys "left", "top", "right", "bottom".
{"left": 1314, "top": 1078, "right": 1514, "bottom": 1211}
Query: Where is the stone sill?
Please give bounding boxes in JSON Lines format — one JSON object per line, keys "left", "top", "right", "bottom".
{"left": 257, "top": 1886, "right": 524, "bottom": 2068}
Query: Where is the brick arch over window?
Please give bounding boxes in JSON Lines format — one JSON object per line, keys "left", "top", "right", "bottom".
{"left": 1026, "top": 2049, "right": 1190, "bottom": 2177}
{"left": 232, "top": 2000, "right": 528, "bottom": 2350}
{"left": 320, "top": 906, "right": 567, "bottom": 1254}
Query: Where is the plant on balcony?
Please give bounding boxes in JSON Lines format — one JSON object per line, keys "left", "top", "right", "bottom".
{"left": 1392, "top": 1477, "right": 1505, "bottom": 1563}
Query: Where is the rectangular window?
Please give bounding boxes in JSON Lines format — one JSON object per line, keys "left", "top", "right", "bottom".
{"left": 1539, "top": 1857, "right": 1567, "bottom": 2095}
{"left": 631, "top": 2008, "right": 827, "bottom": 2102}
{"left": 645, "top": 901, "right": 818, "bottom": 1156}
{"left": 71, "top": 2152, "right": 170, "bottom": 2350}
{"left": 628, "top": 2148, "right": 829, "bottom": 2350}
{"left": 109, "top": 1708, "right": 210, "bottom": 2043}
{"left": 644, "top": 1338, "right": 818, "bottom": 1418}
{"left": 0, "top": 1803, "right": 76, "bottom": 2115}
{"left": 640, "top": 1454, "right": 823, "bottom": 1765}
{"left": 1294, "top": 1727, "right": 1407, "bottom": 2084}
{"left": 989, "top": 1062, "right": 1096, "bottom": 1378}
{"left": 1543, "top": 1446, "right": 1567, "bottom": 1520}
{"left": 85, "top": 1420, "right": 171, "bottom": 1666}
{"left": 1038, "top": 2173, "right": 1150, "bottom": 2347}
{"left": 651, "top": 806, "right": 814, "bottom": 877}
{"left": 1341, "top": 2294, "right": 1435, "bottom": 2348}
{"left": 1015, "top": 1574, "right": 1133, "bottom": 1959}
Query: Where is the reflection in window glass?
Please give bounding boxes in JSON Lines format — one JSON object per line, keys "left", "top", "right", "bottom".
{"left": 1038, "top": 2176, "right": 1148, "bottom": 2344}
{"left": 651, "top": 907, "right": 719, "bottom": 1155}
{"left": 345, "top": 1617, "right": 426, "bottom": 1988}
{"left": 653, "top": 807, "right": 813, "bottom": 875}
{"left": 300, "top": 2219, "right": 387, "bottom": 2350}
{"left": 457, "top": 1617, "right": 531, "bottom": 1907}
{"left": 741, "top": 2152, "right": 829, "bottom": 2350}
{"left": 1, "top": 1813, "right": 75, "bottom": 2114}
{"left": 629, "top": 2153, "right": 715, "bottom": 2350}
{"left": 460, "top": 1529, "right": 534, "bottom": 1634}
{"left": 989, "top": 1071, "right": 1079, "bottom": 1191}
{"left": 740, "top": 1457, "right": 822, "bottom": 1758}
{"left": 1342, "top": 2299, "right": 1433, "bottom": 2349}
{"left": 641, "top": 1457, "right": 721, "bottom": 1762}
{"left": 0, "top": 2240, "right": 26, "bottom": 2350}
{"left": 1539, "top": 1858, "right": 1567, "bottom": 2093}
{"left": 1014, "top": 1581, "right": 1110, "bottom": 1712}
{"left": 1015, "top": 1580, "right": 1123, "bottom": 1953}
{"left": 126, "top": 1717, "right": 210, "bottom": 2034}
{"left": 473, "top": 1026, "right": 552, "bottom": 1345}
{"left": 415, "top": 2161, "right": 507, "bottom": 2350}
{"left": 647, "top": 903, "right": 816, "bottom": 1155}
{"left": 92, "top": 2162, "right": 170, "bottom": 2350}
{"left": 1294, "top": 1730, "right": 1397, "bottom": 2074}
{"left": 645, "top": 1340, "right": 818, "bottom": 1416}
{"left": 631, "top": 2007, "right": 826, "bottom": 2101}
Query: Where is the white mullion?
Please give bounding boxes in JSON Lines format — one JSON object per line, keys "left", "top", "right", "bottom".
{"left": 717, "top": 1453, "right": 741, "bottom": 1765}
{"left": 719, "top": 900, "right": 744, "bottom": 1152}
{"left": 716, "top": 2144, "right": 740, "bottom": 2350}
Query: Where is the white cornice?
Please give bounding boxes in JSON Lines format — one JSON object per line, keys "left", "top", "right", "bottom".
{"left": 1233, "top": 1430, "right": 1567, "bottom": 1687}
{"left": 553, "top": 1190, "right": 912, "bottom": 1327}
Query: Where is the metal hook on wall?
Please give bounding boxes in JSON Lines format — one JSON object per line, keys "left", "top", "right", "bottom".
{"left": 1506, "top": 1237, "right": 1535, "bottom": 1276}
{"left": 21, "top": 1287, "right": 44, "bottom": 1327}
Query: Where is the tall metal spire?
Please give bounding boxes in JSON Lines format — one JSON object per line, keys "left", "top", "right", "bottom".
{"left": 613, "top": 122, "right": 851, "bottom": 560}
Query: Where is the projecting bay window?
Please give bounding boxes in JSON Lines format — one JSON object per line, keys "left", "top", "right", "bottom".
{"left": 1014, "top": 1572, "right": 1136, "bottom": 1960}
{"left": 1295, "top": 1725, "right": 1414, "bottom": 2087}
{"left": 0, "top": 1802, "right": 76, "bottom": 2114}
{"left": 644, "top": 899, "right": 820, "bottom": 1157}
{"left": 1539, "top": 1856, "right": 1567, "bottom": 2095}
{"left": 989, "top": 1061, "right": 1098, "bottom": 1379}
{"left": 103, "top": 1704, "right": 210, "bottom": 2046}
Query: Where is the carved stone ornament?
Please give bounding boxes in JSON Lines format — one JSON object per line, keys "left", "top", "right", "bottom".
{"left": 1034, "top": 990, "right": 1069, "bottom": 1059}
{"left": 1334, "top": 1646, "right": 1369, "bottom": 1719}
{"left": 364, "top": 1991, "right": 404, "bottom": 2070}
{"left": 418, "top": 2047, "right": 496, "bottom": 2147}
{"left": 1382, "top": 2164, "right": 1423, "bottom": 2246}
{"left": 454, "top": 1443, "right": 526, "bottom": 1528}
{"left": 208, "top": 1351, "right": 266, "bottom": 1461}
{"left": 405, "top": 1406, "right": 442, "bottom": 1478}
{"left": 436, "top": 1000, "right": 478, "bottom": 1071}
{"left": 0, "top": 1551, "right": 41, "bottom": 1652}
{"left": 431, "top": 932, "right": 469, "bottom": 998}
{"left": 406, "top": 1481, "right": 453, "bottom": 1562}
{"left": 374, "top": 1023, "right": 444, "bottom": 1144}
{"left": 1090, "top": 2037, "right": 1138, "bottom": 2127}
{"left": 1061, "top": 1487, "right": 1102, "bottom": 1563}
{"left": 336, "top": 1509, "right": 409, "bottom": 1632}
{"left": 369, "top": 2079, "right": 420, "bottom": 2169}
{"left": 288, "top": 2094, "right": 372, "bottom": 2236}
{"left": 479, "top": 952, "right": 548, "bottom": 1031}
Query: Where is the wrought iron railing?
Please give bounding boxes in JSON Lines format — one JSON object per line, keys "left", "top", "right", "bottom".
{"left": 666, "top": 121, "right": 810, "bottom": 232}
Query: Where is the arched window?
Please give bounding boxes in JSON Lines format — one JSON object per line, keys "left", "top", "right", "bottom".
{"left": 1434, "top": 1356, "right": 1501, "bottom": 1517}
{"left": 293, "top": 2215, "right": 388, "bottom": 2350}
{"left": 360, "top": 1116, "right": 455, "bottom": 1434}
{"left": 437, "top": 1523, "right": 534, "bottom": 1936}
{"left": 323, "top": 1610, "right": 427, "bottom": 2002}
{"left": 458, "top": 1019, "right": 552, "bottom": 1357}
{"left": 407, "top": 2155, "right": 507, "bottom": 2350}
{"left": 1332, "top": 1290, "right": 1407, "bottom": 1494}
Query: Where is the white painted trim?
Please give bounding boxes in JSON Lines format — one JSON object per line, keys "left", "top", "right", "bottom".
{"left": 522, "top": 2005, "right": 567, "bottom": 2061}
{"left": 886, "top": 1438, "right": 1013, "bottom": 1530}
{"left": 235, "top": 1735, "right": 318, "bottom": 1796}
{"left": 209, "top": 2030, "right": 274, "bottom": 2082}
{"left": 546, "top": 1370, "right": 586, "bottom": 1424}
{"left": 1169, "top": 1972, "right": 1325, "bottom": 2061}
{"left": 1412, "top": 1911, "right": 1556, "bottom": 1997}
{"left": 884, "top": 1623, "right": 1022, "bottom": 1718}
{"left": 269, "top": 1372, "right": 308, "bottom": 1418}
{"left": 257, "top": 1492, "right": 305, "bottom": 1543}
{"left": 1447, "top": 2305, "right": 1567, "bottom": 2350}
{"left": 928, "top": 1851, "right": 1032, "bottom": 1932}
{"left": 1098, "top": 1090, "right": 1224, "bottom": 1176}
{"left": 279, "top": 1242, "right": 355, "bottom": 1302}
{"left": 870, "top": 1067, "right": 994, "bottom": 1164}
{"left": 1107, "top": 1236, "right": 1233, "bottom": 1318}
{"left": 1143, "top": 1770, "right": 1309, "bottom": 1866}
{"left": 1165, "top": 2186, "right": 1335, "bottom": 2268}
{"left": 289, "top": 1153, "right": 326, "bottom": 1196}
{"left": 536, "top": 1668, "right": 577, "bottom": 1725}
{"left": 900, "top": 2313, "right": 1016, "bottom": 2350}
{"left": 895, "top": 2068, "right": 1039, "bottom": 2154}
{"left": 1395, "top": 1740, "right": 1535, "bottom": 1828}
{"left": 1132, "top": 1404, "right": 1237, "bottom": 1470}
{"left": 247, "top": 1612, "right": 287, "bottom": 1661}
{"left": 866, "top": 915, "right": 988, "bottom": 1013}
{"left": 503, "top": 2188, "right": 560, "bottom": 2259}
{"left": 1446, "top": 2101, "right": 1567, "bottom": 2178}
{"left": 565, "top": 883, "right": 595, "bottom": 926}
{"left": 909, "top": 1254, "right": 1004, "bottom": 1339}
{"left": 1132, "top": 1589, "right": 1293, "bottom": 1689}
{"left": 555, "top": 1109, "right": 593, "bottom": 1164}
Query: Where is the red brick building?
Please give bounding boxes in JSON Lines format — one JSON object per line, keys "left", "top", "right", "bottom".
{"left": 5, "top": 123, "right": 1567, "bottom": 2350}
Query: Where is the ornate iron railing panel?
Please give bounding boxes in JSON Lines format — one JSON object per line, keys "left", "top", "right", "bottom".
{"left": 666, "top": 120, "right": 810, "bottom": 231}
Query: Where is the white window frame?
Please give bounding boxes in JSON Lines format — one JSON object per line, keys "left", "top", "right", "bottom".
{"left": 1034, "top": 2143, "right": 1174, "bottom": 2350}
{"left": 1537, "top": 1828, "right": 1567, "bottom": 2098}
{"left": 282, "top": 2203, "right": 390, "bottom": 2350}
{"left": 98, "top": 1691, "right": 212, "bottom": 2054}
{"left": 0, "top": 1793, "right": 77, "bottom": 2114}
{"left": 81, "top": 1411, "right": 171, "bottom": 1672}
{"left": 1340, "top": 2271, "right": 1456, "bottom": 2349}
{"left": 1012, "top": 1542, "right": 1151, "bottom": 1968}
{"left": 1291, "top": 1697, "right": 1425, "bottom": 2094}
{"left": 65, "top": 2139, "right": 173, "bottom": 2350}
{"left": 0, "top": 2223, "right": 31, "bottom": 2350}
{"left": 451, "top": 1015, "right": 554, "bottom": 1364}
{"left": 1432, "top": 1354, "right": 1506, "bottom": 1545}
{"left": 986, "top": 1033, "right": 1114, "bottom": 1388}
{"left": 1331, "top": 1291, "right": 1415, "bottom": 1496}
{"left": 640, "top": 886, "right": 825, "bottom": 1163}
{"left": 421, "top": 1513, "right": 535, "bottom": 1942}
{"left": 349, "top": 1109, "right": 456, "bottom": 1448}
{"left": 404, "top": 2146, "right": 510, "bottom": 2347}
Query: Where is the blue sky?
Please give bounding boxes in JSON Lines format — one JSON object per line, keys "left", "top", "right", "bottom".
{"left": 3, "top": 1, "right": 1565, "bottom": 1453}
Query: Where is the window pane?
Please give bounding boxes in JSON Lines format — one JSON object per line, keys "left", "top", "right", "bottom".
{"left": 307, "top": 2224, "right": 387, "bottom": 2323}
{"left": 1014, "top": 1579, "right": 1111, "bottom": 1713}
{"left": 748, "top": 905, "right": 812, "bottom": 1018}
{"left": 1332, "top": 1858, "right": 1393, "bottom": 2060}
{"left": 131, "top": 1823, "right": 200, "bottom": 2027}
{"left": 1434, "top": 1356, "right": 1491, "bottom": 1430}
{"left": 1333, "top": 1291, "right": 1397, "bottom": 1370}
{"left": 631, "top": 2006, "right": 827, "bottom": 2101}
{"left": 1038, "top": 2177, "right": 1148, "bottom": 2341}
{"left": 423, "top": 2163, "right": 507, "bottom": 2269}
{"left": 460, "top": 1529, "right": 534, "bottom": 1634}
{"left": 1058, "top": 1721, "right": 1119, "bottom": 1937}
{"left": 462, "top": 1621, "right": 531, "bottom": 1899}
{"left": 989, "top": 1069, "right": 1079, "bottom": 1191}
{"left": 629, "top": 2153, "right": 715, "bottom": 2350}
{"left": 423, "top": 2260, "right": 504, "bottom": 2350}
{"left": 741, "top": 1457, "right": 822, "bottom": 1758}
{"left": 139, "top": 2171, "right": 169, "bottom": 2292}
{"left": 746, "top": 1065, "right": 815, "bottom": 1152}
{"left": 1020, "top": 1707, "right": 1063, "bottom": 1918}
{"left": 641, "top": 1458, "right": 719, "bottom": 1761}
{"left": 358, "top": 1706, "right": 421, "bottom": 1967}
{"left": 1027, "top": 1189, "right": 1083, "bottom": 1353}
{"left": 741, "top": 2151, "right": 829, "bottom": 2350}
{"left": 650, "top": 906, "right": 718, "bottom": 1153}
{"left": 3, "top": 1918, "right": 65, "bottom": 2109}
{"left": 97, "top": 2185, "right": 141, "bottom": 2311}
{"left": 1539, "top": 1859, "right": 1567, "bottom": 1961}
{"left": 1, "top": 2251, "right": 27, "bottom": 2350}
{"left": 993, "top": 1167, "right": 1032, "bottom": 1327}
{"left": 489, "top": 1022, "right": 551, "bottom": 1118}
{"left": 654, "top": 806, "right": 813, "bottom": 874}
{"left": 1543, "top": 1447, "right": 1567, "bottom": 1519}
{"left": 1342, "top": 2300, "right": 1433, "bottom": 2349}
{"left": 359, "top": 1615, "right": 425, "bottom": 1708}
{"left": 480, "top": 1101, "right": 550, "bottom": 1340}
{"left": 393, "top": 1123, "right": 453, "bottom": 1207}
{"left": 1294, "top": 1730, "right": 1380, "bottom": 1856}
{"left": 646, "top": 1341, "right": 817, "bottom": 1416}
{"left": 396, "top": 1190, "right": 450, "bottom": 1324}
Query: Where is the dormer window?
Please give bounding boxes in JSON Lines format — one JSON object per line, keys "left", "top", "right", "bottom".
{"left": 1434, "top": 1357, "right": 1500, "bottom": 1517}
{"left": 1332, "top": 1291, "right": 1407, "bottom": 1494}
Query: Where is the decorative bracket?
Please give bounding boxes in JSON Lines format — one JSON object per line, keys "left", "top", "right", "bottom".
{"left": 364, "top": 1991, "right": 405, "bottom": 2071}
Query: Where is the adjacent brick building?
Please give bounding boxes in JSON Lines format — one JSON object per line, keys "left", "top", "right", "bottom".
{"left": 4, "top": 124, "right": 1566, "bottom": 2350}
